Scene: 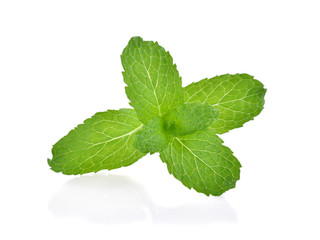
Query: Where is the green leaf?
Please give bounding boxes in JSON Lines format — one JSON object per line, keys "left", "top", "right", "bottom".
{"left": 133, "top": 117, "right": 170, "bottom": 154}
{"left": 48, "top": 109, "right": 146, "bottom": 175}
{"left": 163, "top": 102, "right": 219, "bottom": 136}
{"left": 184, "top": 74, "right": 266, "bottom": 134}
{"left": 121, "top": 36, "right": 184, "bottom": 123}
{"left": 160, "top": 129, "right": 241, "bottom": 196}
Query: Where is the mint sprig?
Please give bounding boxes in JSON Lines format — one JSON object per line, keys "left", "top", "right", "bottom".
{"left": 48, "top": 36, "right": 266, "bottom": 196}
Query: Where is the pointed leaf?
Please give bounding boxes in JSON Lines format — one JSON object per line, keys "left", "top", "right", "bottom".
{"left": 121, "top": 36, "right": 184, "bottom": 123}
{"left": 160, "top": 130, "right": 241, "bottom": 196}
{"left": 184, "top": 74, "right": 266, "bottom": 134}
{"left": 48, "top": 109, "right": 145, "bottom": 175}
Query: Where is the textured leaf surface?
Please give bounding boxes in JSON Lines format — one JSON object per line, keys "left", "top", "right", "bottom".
{"left": 48, "top": 109, "right": 145, "bottom": 175}
{"left": 121, "top": 37, "right": 184, "bottom": 123}
{"left": 133, "top": 117, "right": 170, "bottom": 154}
{"left": 164, "top": 102, "right": 219, "bottom": 136}
{"left": 160, "top": 130, "right": 241, "bottom": 196}
{"left": 185, "top": 74, "right": 266, "bottom": 134}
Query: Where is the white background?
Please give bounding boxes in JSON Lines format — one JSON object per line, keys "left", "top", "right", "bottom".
{"left": 1, "top": 0, "right": 319, "bottom": 239}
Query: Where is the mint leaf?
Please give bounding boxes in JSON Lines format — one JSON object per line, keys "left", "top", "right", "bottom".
{"left": 48, "top": 109, "right": 146, "bottom": 175}
{"left": 121, "top": 37, "right": 184, "bottom": 123}
{"left": 163, "top": 102, "right": 219, "bottom": 136}
{"left": 160, "top": 129, "right": 241, "bottom": 196}
{"left": 49, "top": 36, "right": 266, "bottom": 196}
{"left": 184, "top": 74, "right": 266, "bottom": 134}
{"left": 133, "top": 117, "right": 170, "bottom": 154}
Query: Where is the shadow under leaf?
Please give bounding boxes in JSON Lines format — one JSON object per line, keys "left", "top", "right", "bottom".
{"left": 49, "top": 174, "right": 237, "bottom": 225}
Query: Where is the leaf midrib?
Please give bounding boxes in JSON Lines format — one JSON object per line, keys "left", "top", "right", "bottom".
{"left": 137, "top": 47, "right": 162, "bottom": 117}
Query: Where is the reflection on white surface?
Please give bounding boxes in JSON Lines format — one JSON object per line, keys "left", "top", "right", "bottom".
{"left": 49, "top": 174, "right": 237, "bottom": 224}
